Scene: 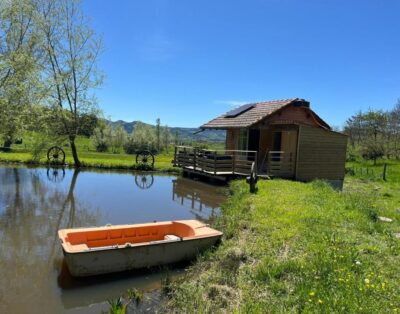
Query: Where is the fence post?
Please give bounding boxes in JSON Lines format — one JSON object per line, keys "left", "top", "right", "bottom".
{"left": 383, "top": 163, "right": 387, "bottom": 181}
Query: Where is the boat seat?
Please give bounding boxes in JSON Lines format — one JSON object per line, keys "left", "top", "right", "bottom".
{"left": 164, "top": 234, "right": 181, "bottom": 241}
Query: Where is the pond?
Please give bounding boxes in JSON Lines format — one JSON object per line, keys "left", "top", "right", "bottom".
{"left": 0, "top": 165, "right": 227, "bottom": 313}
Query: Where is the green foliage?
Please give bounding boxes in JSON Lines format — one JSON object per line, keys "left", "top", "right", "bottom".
{"left": 126, "top": 288, "right": 143, "bottom": 304}
{"left": 0, "top": 0, "right": 43, "bottom": 147}
{"left": 123, "top": 122, "right": 157, "bottom": 153}
{"left": 345, "top": 102, "right": 400, "bottom": 161}
{"left": 107, "top": 297, "right": 126, "bottom": 314}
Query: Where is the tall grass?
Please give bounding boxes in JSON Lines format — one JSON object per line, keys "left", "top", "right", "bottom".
{"left": 165, "top": 177, "right": 400, "bottom": 313}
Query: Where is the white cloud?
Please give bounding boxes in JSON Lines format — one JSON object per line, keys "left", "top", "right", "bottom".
{"left": 214, "top": 100, "right": 250, "bottom": 107}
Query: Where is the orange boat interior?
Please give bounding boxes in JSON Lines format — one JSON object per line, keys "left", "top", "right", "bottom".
{"left": 59, "top": 220, "right": 220, "bottom": 252}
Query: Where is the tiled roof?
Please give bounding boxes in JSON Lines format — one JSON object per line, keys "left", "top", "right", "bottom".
{"left": 201, "top": 98, "right": 302, "bottom": 129}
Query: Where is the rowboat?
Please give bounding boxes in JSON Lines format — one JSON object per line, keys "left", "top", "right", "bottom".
{"left": 58, "top": 220, "right": 223, "bottom": 277}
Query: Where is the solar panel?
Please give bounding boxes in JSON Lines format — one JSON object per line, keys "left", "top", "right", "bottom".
{"left": 224, "top": 103, "right": 254, "bottom": 118}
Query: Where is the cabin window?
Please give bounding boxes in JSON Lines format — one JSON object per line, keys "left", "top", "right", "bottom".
{"left": 272, "top": 131, "right": 282, "bottom": 151}
{"left": 236, "top": 129, "right": 248, "bottom": 151}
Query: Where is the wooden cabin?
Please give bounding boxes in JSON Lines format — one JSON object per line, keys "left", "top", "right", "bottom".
{"left": 173, "top": 98, "right": 347, "bottom": 188}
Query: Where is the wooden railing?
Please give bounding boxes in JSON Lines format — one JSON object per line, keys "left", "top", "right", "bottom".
{"left": 266, "top": 151, "right": 294, "bottom": 178}
{"left": 173, "top": 146, "right": 257, "bottom": 176}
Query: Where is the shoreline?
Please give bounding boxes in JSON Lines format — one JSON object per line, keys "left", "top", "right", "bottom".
{"left": 0, "top": 152, "right": 181, "bottom": 174}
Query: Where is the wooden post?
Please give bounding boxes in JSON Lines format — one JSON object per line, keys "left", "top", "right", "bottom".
{"left": 174, "top": 146, "right": 177, "bottom": 165}
{"left": 214, "top": 151, "right": 217, "bottom": 175}
{"left": 383, "top": 163, "right": 387, "bottom": 181}
{"left": 193, "top": 148, "right": 197, "bottom": 171}
{"left": 255, "top": 151, "right": 258, "bottom": 173}
{"left": 232, "top": 151, "right": 236, "bottom": 174}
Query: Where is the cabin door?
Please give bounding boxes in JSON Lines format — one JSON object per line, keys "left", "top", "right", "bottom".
{"left": 280, "top": 130, "right": 297, "bottom": 177}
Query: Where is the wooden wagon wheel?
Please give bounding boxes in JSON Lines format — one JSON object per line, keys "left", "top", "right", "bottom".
{"left": 47, "top": 146, "right": 66, "bottom": 164}
{"left": 47, "top": 167, "right": 66, "bottom": 183}
{"left": 135, "top": 174, "right": 154, "bottom": 189}
{"left": 135, "top": 150, "right": 155, "bottom": 168}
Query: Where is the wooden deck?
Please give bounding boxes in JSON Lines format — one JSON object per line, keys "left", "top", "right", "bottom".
{"left": 173, "top": 146, "right": 297, "bottom": 181}
{"left": 172, "top": 146, "right": 258, "bottom": 180}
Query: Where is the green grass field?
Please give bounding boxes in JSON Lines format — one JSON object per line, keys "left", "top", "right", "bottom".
{"left": 164, "top": 162, "right": 400, "bottom": 313}
{"left": 0, "top": 136, "right": 177, "bottom": 171}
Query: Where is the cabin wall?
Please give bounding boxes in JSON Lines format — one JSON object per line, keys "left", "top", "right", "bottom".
{"left": 258, "top": 105, "right": 324, "bottom": 128}
{"left": 296, "top": 125, "right": 347, "bottom": 188}
{"left": 259, "top": 128, "right": 273, "bottom": 165}
{"left": 225, "top": 129, "right": 236, "bottom": 150}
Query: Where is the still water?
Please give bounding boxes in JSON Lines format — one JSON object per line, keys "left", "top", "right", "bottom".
{"left": 0, "top": 166, "right": 227, "bottom": 313}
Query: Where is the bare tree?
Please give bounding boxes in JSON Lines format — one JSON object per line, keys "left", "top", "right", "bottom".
{"left": 37, "top": 0, "right": 103, "bottom": 166}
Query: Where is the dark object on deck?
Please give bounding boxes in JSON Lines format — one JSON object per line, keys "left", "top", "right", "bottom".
{"left": 136, "top": 150, "right": 155, "bottom": 169}
{"left": 47, "top": 146, "right": 66, "bottom": 164}
{"left": 135, "top": 174, "right": 154, "bottom": 189}
{"left": 246, "top": 162, "right": 258, "bottom": 193}
{"left": 47, "top": 167, "right": 66, "bottom": 183}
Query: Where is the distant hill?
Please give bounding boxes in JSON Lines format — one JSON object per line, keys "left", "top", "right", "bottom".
{"left": 109, "top": 120, "right": 226, "bottom": 143}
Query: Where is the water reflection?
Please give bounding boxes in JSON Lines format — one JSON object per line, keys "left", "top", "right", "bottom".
{"left": 47, "top": 167, "right": 66, "bottom": 183}
{"left": 172, "top": 177, "right": 225, "bottom": 221}
{"left": 0, "top": 166, "right": 226, "bottom": 313}
{"left": 134, "top": 174, "right": 154, "bottom": 189}
{"left": 0, "top": 167, "right": 99, "bottom": 313}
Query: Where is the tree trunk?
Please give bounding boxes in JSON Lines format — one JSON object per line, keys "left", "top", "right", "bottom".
{"left": 69, "top": 136, "right": 81, "bottom": 167}
{"left": 3, "top": 138, "right": 12, "bottom": 151}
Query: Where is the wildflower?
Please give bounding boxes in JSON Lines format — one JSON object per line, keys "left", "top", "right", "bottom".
{"left": 381, "top": 283, "right": 386, "bottom": 289}
{"left": 355, "top": 260, "right": 361, "bottom": 265}
{"left": 318, "top": 299, "right": 323, "bottom": 304}
{"left": 364, "top": 278, "right": 370, "bottom": 284}
{"left": 309, "top": 292, "right": 315, "bottom": 296}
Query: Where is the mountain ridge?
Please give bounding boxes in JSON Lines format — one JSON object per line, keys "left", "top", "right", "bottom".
{"left": 109, "top": 120, "right": 226, "bottom": 142}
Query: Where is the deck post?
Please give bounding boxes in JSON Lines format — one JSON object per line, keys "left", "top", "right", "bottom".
{"left": 214, "top": 150, "right": 217, "bottom": 175}
{"left": 232, "top": 151, "right": 236, "bottom": 174}
{"left": 255, "top": 151, "right": 258, "bottom": 174}
{"left": 193, "top": 148, "right": 197, "bottom": 171}
{"left": 174, "top": 146, "right": 177, "bottom": 165}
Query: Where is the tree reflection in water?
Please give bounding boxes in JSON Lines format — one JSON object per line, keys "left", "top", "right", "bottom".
{"left": 0, "top": 167, "right": 99, "bottom": 313}
{"left": 0, "top": 167, "right": 227, "bottom": 313}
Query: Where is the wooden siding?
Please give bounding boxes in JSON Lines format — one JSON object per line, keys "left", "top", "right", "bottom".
{"left": 225, "top": 129, "right": 236, "bottom": 150}
{"left": 258, "top": 128, "right": 273, "bottom": 166}
{"left": 296, "top": 125, "right": 347, "bottom": 181}
{"left": 258, "top": 105, "right": 325, "bottom": 129}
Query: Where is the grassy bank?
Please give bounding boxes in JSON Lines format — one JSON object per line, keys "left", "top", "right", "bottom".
{"left": 0, "top": 144, "right": 177, "bottom": 172}
{"left": 165, "top": 167, "right": 400, "bottom": 312}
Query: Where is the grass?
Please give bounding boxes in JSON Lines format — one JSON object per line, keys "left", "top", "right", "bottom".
{"left": 0, "top": 136, "right": 177, "bottom": 172}
{"left": 164, "top": 161, "right": 400, "bottom": 313}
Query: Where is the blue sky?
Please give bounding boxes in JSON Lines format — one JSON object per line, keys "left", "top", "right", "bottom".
{"left": 84, "top": 0, "right": 400, "bottom": 128}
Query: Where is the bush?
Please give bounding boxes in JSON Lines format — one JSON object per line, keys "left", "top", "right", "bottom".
{"left": 362, "top": 142, "right": 385, "bottom": 164}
